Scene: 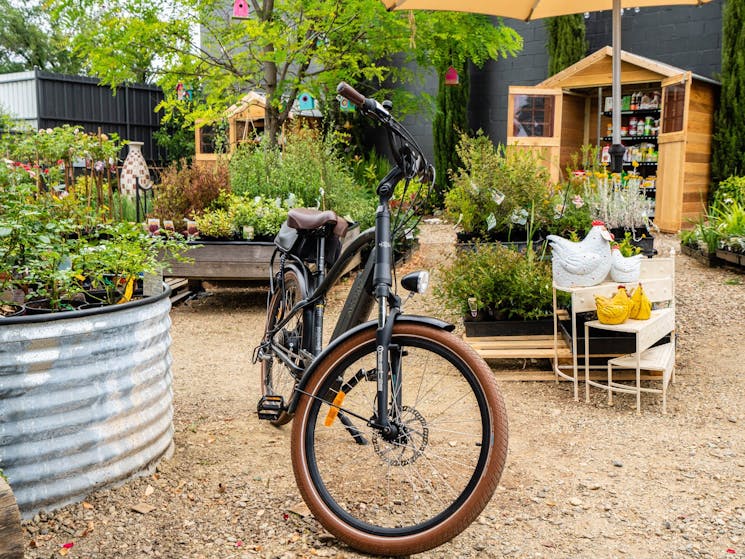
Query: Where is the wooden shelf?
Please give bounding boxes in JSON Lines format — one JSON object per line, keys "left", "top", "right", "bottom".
{"left": 602, "top": 135, "right": 658, "bottom": 143}
{"left": 603, "top": 109, "right": 660, "bottom": 117}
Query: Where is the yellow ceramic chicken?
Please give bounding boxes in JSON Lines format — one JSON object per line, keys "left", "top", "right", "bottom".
{"left": 595, "top": 285, "right": 632, "bottom": 324}
{"left": 628, "top": 283, "right": 652, "bottom": 320}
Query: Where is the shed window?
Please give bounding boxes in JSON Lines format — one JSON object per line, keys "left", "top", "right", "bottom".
{"left": 199, "top": 125, "right": 217, "bottom": 154}
{"left": 662, "top": 84, "right": 685, "bottom": 134}
{"left": 512, "top": 94, "right": 555, "bottom": 137}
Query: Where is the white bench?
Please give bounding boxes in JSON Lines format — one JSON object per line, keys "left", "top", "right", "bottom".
{"left": 553, "top": 256, "right": 675, "bottom": 413}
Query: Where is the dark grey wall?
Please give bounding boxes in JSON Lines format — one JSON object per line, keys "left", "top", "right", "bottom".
{"left": 585, "top": 3, "right": 722, "bottom": 80}
{"left": 469, "top": 17, "right": 550, "bottom": 146}
{"left": 468, "top": 4, "right": 723, "bottom": 147}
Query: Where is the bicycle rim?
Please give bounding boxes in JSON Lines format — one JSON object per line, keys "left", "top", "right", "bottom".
{"left": 291, "top": 323, "right": 508, "bottom": 556}
{"left": 262, "top": 269, "right": 305, "bottom": 426}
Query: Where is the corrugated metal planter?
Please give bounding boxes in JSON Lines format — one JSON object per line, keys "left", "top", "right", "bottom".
{"left": 0, "top": 288, "right": 174, "bottom": 518}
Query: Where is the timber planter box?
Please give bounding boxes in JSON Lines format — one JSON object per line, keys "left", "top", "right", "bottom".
{"left": 0, "top": 477, "right": 23, "bottom": 559}
{"left": 681, "top": 244, "right": 719, "bottom": 267}
{"left": 463, "top": 317, "right": 554, "bottom": 338}
{"left": 165, "top": 223, "right": 361, "bottom": 282}
{"left": 716, "top": 248, "right": 745, "bottom": 268}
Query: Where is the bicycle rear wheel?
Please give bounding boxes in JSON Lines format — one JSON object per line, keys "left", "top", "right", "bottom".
{"left": 291, "top": 322, "right": 508, "bottom": 556}
{"left": 261, "top": 268, "right": 307, "bottom": 426}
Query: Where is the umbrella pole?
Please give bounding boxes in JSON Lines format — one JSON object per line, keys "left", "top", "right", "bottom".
{"left": 609, "top": 0, "right": 626, "bottom": 173}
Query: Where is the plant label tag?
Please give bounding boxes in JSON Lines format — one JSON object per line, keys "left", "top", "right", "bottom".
{"left": 143, "top": 271, "right": 163, "bottom": 297}
{"left": 486, "top": 213, "right": 497, "bottom": 231}
{"left": 491, "top": 190, "right": 505, "bottom": 205}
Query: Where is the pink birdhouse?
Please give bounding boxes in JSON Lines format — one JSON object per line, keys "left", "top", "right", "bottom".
{"left": 233, "top": 0, "right": 249, "bottom": 19}
{"left": 444, "top": 66, "right": 459, "bottom": 86}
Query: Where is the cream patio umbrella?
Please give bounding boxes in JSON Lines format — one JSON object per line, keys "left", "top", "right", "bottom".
{"left": 382, "top": 0, "right": 713, "bottom": 171}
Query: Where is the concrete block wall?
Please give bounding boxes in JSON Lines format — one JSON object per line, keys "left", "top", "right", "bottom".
{"left": 469, "top": 5, "right": 723, "bottom": 147}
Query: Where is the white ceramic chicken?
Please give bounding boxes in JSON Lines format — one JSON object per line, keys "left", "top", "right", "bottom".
{"left": 609, "top": 244, "right": 644, "bottom": 283}
{"left": 547, "top": 220, "right": 613, "bottom": 288}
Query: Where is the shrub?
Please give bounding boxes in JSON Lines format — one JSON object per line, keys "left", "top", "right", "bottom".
{"left": 435, "top": 242, "right": 563, "bottom": 321}
{"left": 229, "top": 129, "right": 376, "bottom": 229}
{"left": 444, "top": 132, "right": 551, "bottom": 236}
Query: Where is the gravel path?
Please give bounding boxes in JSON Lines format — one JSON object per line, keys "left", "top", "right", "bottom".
{"left": 20, "top": 224, "right": 745, "bottom": 559}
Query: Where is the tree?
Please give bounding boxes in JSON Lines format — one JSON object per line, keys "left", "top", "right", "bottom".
{"left": 433, "top": 61, "right": 469, "bottom": 202}
{"left": 546, "top": 14, "right": 587, "bottom": 76}
{"left": 414, "top": 14, "right": 521, "bottom": 198}
{"left": 51, "top": 0, "right": 415, "bottom": 146}
{"left": 711, "top": 0, "right": 745, "bottom": 188}
{"left": 0, "top": 0, "right": 82, "bottom": 74}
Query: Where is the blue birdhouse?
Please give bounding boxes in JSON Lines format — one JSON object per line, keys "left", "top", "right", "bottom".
{"left": 338, "top": 96, "right": 355, "bottom": 113}
{"left": 297, "top": 92, "right": 315, "bottom": 111}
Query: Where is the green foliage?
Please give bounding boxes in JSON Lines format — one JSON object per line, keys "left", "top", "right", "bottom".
{"left": 435, "top": 242, "right": 561, "bottom": 321}
{"left": 0, "top": 0, "right": 82, "bottom": 74}
{"left": 713, "top": 175, "right": 745, "bottom": 208}
{"left": 416, "top": 12, "right": 521, "bottom": 200}
{"left": 75, "top": 222, "right": 190, "bottom": 304}
{"left": 0, "top": 126, "right": 190, "bottom": 310}
{"left": 711, "top": 0, "right": 745, "bottom": 186}
{"left": 433, "top": 62, "right": 469, "bottom": 203}
{"left": 546, "top": 15, "right": 588, "bottom": 76}
{"left": 616, "top": 231, "right": 642, "bottom": 257}
{"left": 193, "top": 208, "right": 236, "bottom": 239}
{"left": 151, "top": 160, "right": 229, "bottom": 225}
{"left": 50, "top": 0, "right": 417, "bottom": 144}
{"left": 444, "top": 132, "right": 551, "bottom": 236}
{"left": 232, "top": 196, "right": 293, "bottom": 238}
{"left": 153, "top": 102, "right": 196, "bottom": 164}
{"left": 230, "top": 130, "right": 376, "bottom": 229}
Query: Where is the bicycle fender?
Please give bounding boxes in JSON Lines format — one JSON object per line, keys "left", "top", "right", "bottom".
{"left": 289, "top": 315, "right": 454, "bottom": 414}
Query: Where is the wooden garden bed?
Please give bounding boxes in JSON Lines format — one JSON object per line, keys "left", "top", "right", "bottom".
{"left": 165, "top": 225, "right": 361, "bottom": 284}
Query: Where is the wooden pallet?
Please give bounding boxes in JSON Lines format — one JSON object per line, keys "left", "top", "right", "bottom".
{"left": 463, "top": 334, "right": 571, "bottom": 381}
{"left": 165, "top": 277, "right": 192, "bottom": 306}
{"left": 463, "top": 333, "right": 666, "bottom": 382}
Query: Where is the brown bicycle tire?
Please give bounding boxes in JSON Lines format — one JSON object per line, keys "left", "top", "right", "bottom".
{"left": 290, "top": 322, "right": 508, "bottom": 556}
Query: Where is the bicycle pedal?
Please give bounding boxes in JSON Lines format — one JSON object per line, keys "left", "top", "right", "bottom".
{"left": 257, "top": 395, "right": 285, "bottom": 421}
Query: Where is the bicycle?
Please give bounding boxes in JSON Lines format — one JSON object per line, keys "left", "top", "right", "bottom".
{"left": 253, "top": 82, "right": 508, "bottom": 556}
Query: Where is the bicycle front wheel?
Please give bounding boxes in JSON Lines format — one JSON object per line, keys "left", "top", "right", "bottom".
{"left": 291, "top": 322, "right": 508, "bottom": 556}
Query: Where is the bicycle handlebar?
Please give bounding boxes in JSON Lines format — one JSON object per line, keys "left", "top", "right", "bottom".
{"left": 336, "top": 81, "right": 433, "bottom": 183}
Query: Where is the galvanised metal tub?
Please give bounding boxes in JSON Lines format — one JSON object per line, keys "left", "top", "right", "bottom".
{"left": 0, "top": 288, "right": 174, "bottom": 517}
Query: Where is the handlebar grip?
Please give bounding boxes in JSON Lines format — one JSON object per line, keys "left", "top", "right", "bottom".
{"left": 336, "top": 82, "right": 366, "bottom": 108}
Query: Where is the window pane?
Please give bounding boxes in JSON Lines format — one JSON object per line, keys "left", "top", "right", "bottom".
{"left": 662, "top": 84, "right": 685, "bottom": 133}
{"left": 199, "top": 125, "right": 216, "bottom": 154}
{"left": 513, "top": 94, "right": 555, "bottom": 137}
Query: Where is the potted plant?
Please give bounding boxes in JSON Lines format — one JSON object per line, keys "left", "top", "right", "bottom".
{"left": 444, "top": 131, "right": 551, "bottom": 245}
{"left": 435, "top": 238, "right": 569, "bottom": 337}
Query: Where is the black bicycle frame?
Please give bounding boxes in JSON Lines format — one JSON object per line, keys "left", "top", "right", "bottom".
{"left": 263, "top": 164, "right": 407, "bottom": 423}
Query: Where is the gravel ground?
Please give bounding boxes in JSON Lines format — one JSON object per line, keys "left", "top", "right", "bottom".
{"left": 19, "top": 223, "right": 745, "bottom": 559}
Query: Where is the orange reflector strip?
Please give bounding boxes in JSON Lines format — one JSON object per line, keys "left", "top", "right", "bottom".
{"left": 323, "top": 390, "right": 346, "bottom": 427}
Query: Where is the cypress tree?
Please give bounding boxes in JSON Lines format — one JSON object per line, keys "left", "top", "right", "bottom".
{"left": 711, "top": 0, "right": 745, "bottom": 187}
{"left": 546, "top": 14, "right": 588, "bottom": 76}
{"left": 433, "top": 61, "right": 470, "bottom": 205}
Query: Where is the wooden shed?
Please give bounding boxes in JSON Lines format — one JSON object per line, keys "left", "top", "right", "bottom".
{"left": 195, "top": 91, "right": 322, "bottom": 168}
{"left": 507, "top": 47, "right": 719, "bottom": 232}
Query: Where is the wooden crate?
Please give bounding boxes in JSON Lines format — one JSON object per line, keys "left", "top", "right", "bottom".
{"left": 464, "top": 333, "right": 573, "bottom": 381}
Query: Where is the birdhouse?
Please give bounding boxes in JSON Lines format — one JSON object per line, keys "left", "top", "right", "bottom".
{"left": 232, "top": 0, "right": 249, "bottom": 19}
{"left": 444, "top": 66, "right": 459, "bottom": 86}
{"left": 338, "top": 96, "right": 355, "bottom": 112}
{"left": 297, "top": 92, "right": 315, "bottom": 111}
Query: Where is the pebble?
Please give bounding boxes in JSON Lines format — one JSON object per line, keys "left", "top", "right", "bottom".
{"left": 16, "top": 230, "right": 745, "bottom": 559}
